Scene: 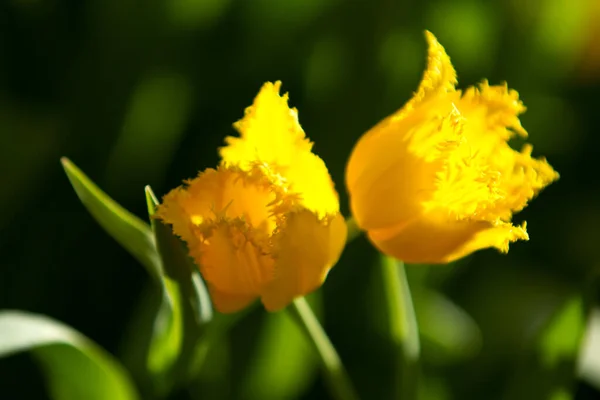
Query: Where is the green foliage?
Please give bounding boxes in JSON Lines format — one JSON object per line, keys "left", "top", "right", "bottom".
{"left": 61, "top": 158, "right": 161, "bottom": 282}
{"left": 240, "top": 296, "right": 320, "bottom": 400}
{"left": 62, "top": 159, "right": 214, "bottom": 396}
{"left": 144, "top": 186, "right": 213, "bottom": 388}
{"left": 367, "top": 256, "right": 421, "bottom": 399}
{"left": 145, "top": 186, "right": 212, "bottom": 330}
{"left": 62, "top": 158, "right": 181, "bottom": 392}
{"left": 0, "top": 311, "right": 138, "bottom": 400}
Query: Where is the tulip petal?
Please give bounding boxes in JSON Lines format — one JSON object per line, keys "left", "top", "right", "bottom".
{"left": 221, "top": 81, "right": 339, "bottom": 217}
{"left": 368, "top": 211, "right": 528, "bottom": 264}
{"left": 346, "top": 104, "right": 461, "bottom": 231}
{"left": 155, "top": 186, "right": 200, "bottom": 248}
{"left": 157, "top": 166, "right": 282, "bottom": 303}
{"left": 458, "top": 81, "right": 527, "bottom": 142}
{"left": 208, "top": 285, "right": 257, "bottom": 313}
{"left": 346, "top": 120, "right": 433, "bottom": 231}
{"left": 346, "top": 31, "right": 460, "bottom": 231}
{"left": 394, "top": 30, "right": 457, "bottom": 120}
{"left": 220, "top": 81, "right": 312, "bottom": 170}
{"left": 261, "top": 211, "right": 347, "bottom": 311}
{"left": 454, "top": 83, "right": 560, "bottom": 220}
{"left": 282, "top": 149, "right": 340, "bottom": 217}
{"left": 196, "top": 221, "right": 274, "bottom": 296}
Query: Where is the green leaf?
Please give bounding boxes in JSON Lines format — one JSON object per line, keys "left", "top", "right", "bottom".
{"left": 120, "top": 279, "right": 179, "bottom": 397}
{"left": 0, "top": 310, "right": 139, "bottom": 400}
{"left": 241, "top": 294, "right": 320, "bottom": 400}
{"left": 61, "top": 157, "right": 161, "bottom": 281}
{"left": 145, "top": 186, "right": 212, "bottom": 328}
{"left": 145, "top": 186, "right": 213, "bottom": 385}
{"left": 61, "top": 158, "right": 179, "bottom": 392}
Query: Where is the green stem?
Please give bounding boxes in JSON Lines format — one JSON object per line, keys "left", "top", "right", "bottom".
{"left": 381, "top": 256, "right": 420, "bottom": 399}
{"left": 289, "top": 297, "right": 360, "bottom": 400}
{"left": 345, "top": 216, "right": 362, "bottom": 244}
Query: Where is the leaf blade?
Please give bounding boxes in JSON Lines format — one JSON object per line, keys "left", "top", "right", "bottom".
{"left": 0, "top": 310, "right": 139, "bottom": 400}
{"left": 145, "top": 186, "right": 212, "bottom": 327}
{"left": 61, "top": 157, "right": 161, "bottom": 281}
{"left": 61, "top": 158, "right": 178, "bottom": 393}
{"left": 145, "top": 185, "right": 213, "bottom": 386}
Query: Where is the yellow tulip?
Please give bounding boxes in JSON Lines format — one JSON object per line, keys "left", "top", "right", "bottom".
{"left": 157, "top": 82, "right": 346, "bottom": 313}
{"left": 346, "top": 32, "right": 559, "bottom": 264}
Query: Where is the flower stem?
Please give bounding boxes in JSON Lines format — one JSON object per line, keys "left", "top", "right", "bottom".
{"left": 289, "top": 297, "right": 360, "bottom": 400}
{"left": 381, "top": 256, "right": 420, "bottom": 399}
{"left": 345, "top": 216, "right": 362, "bottom": 244}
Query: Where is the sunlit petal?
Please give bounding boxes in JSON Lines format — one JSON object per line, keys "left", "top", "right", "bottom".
{"left": 261, "top": 211, "right": 347, "bottom": 311}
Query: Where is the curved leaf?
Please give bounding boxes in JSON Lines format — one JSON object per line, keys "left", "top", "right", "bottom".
{"left": 61, "top": 158, "right": 179, "bottom": 391}
{"left": 145, "top": 186, "right": 213, "bottom": 386}
{"left": 61, "top": 157, "right": 161, "bottom": 281}
{"left": 145, "top": 186, "right": 212, "bottom": 328}
{"left": 0, "top": 310, "right": 139, "bottom": 400}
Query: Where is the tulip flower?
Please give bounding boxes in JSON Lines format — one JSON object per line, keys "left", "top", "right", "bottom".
{"left": 157, "top": 82, "right": 346, "bottom": 313}
{"left": 346, "top": 32, "right": 559, "bottom": 263}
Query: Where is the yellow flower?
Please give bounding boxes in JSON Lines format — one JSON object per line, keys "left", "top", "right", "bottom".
{"left": 346, "top": 32, "right": 559, "bottom": 264}
{"left": 157, "top": 82, "right": 346, "bottom": 313}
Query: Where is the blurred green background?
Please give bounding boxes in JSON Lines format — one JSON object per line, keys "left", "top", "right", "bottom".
{"left": 1, "top": 0, "right": 600, "bottom": 399}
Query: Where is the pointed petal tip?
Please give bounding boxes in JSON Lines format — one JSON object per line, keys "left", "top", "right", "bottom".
{"left": 259, "top": 80, "right": 284, "bottom": 96}
{"left": 423, "top": 30, "right": 443, "bottom": 51}
{"left": 423, "top": 30, "right": 435, "bottom": 41}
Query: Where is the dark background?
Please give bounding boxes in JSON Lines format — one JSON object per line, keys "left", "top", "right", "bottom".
{"left": 1, "top": 0, "right": 600, "bottom": 399}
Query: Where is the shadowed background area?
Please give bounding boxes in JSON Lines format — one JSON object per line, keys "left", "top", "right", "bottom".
{"left": 1, "top": 0, "right": 600, "bottom": 399}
